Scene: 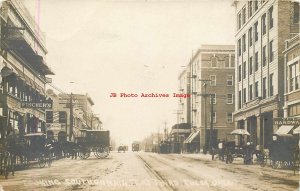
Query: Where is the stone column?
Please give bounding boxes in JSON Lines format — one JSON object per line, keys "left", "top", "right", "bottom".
{"left": 256, "top": 115, "right": 261, "bottom": 147}
{"left": 273, "top": 109, "right": 279, "bottom": 133}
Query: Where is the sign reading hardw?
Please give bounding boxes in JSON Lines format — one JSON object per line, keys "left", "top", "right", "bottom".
{"left": 273, "top": 118, "right": 300, "bottom": 125}
{"left": 21, "top": 102, "right": 53, "bottom": 109}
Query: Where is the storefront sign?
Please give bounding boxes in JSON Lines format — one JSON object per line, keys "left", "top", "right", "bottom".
{"left": 21, "top": 102, "right": 52, "bottom": 109}
{"left": 46, "top": 123, "right": 62, "bottom": 131}
{"left": 273, "top": 118, "right": 300, "bottom": 125}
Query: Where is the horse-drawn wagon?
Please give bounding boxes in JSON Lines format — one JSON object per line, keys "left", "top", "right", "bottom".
{"left": 76, "top": 129, "right": 110, "bottom": 159}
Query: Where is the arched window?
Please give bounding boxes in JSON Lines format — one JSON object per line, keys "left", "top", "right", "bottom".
{"left": 211, "top": 56, "right": 217, "bottom": 67}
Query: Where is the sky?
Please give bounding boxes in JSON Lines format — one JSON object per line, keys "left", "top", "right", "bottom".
{"left": 23, "top": 0, "right": 235, "bottom": 146}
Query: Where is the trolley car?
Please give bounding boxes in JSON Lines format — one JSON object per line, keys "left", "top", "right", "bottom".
{"left": 76, "top": 129, "right": 110, "bottom": 159}
{"left": 132, "top": 142, "right": 140, "bottom": 152}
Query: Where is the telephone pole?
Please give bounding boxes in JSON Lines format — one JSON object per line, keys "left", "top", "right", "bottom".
{"left": 198, "top": 79, "right": 211, "bottom": 153}
{"left": 198, "top": 92, "right": 214, "bottom": 154}
{"left": 69, "top": 93, "right": 73, "bottom": 141}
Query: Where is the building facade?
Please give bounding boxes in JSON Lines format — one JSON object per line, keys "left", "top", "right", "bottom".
{"left": 284, "top": 34, "right": 300, "bottom": 119}
{"left": 0, "top": 0, "right": 54, "bottom": 139}
{"left": 177, "top": 69, "right": 190, "bottom": 124}
{"left": 179, "top": 45, "right": 235, "bottom": 152}
{"left": 233, "top": 0, "right": 299, "bottom": 148}
{"left": 45, "top": 90, "right": 99, "bottom": 141}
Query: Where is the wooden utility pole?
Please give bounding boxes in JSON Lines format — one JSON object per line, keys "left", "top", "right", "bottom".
{"left": 69, "top": 93, "right": 73, "bottom": 141}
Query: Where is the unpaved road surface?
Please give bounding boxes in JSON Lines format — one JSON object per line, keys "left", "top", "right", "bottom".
{"left": 0, "top": 152, "right": 298, "bottom": 191}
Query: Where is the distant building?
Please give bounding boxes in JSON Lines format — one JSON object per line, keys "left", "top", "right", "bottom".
{"left": 187, "top": 45, "right": 235, "bottom": 152}
{"left": 178, "top": 45, "right": 235, "bottom": 153}
{"left": 232, "top": 0, "right": 299, "bottom": 148}
{"left": 46, "top": 90, "right": 99, "bottom": 141}
{"left": 177, "top": 69, "right": 190, "bottom": 124}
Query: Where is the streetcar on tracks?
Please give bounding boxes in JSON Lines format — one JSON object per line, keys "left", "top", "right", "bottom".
{"left": 132, "top": 141, "right": 140, "bottom": 152}
{"left": 76, "top": 129, "right": 110, "bottom": 159}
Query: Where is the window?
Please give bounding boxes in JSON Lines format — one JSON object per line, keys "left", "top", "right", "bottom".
{"left": 211, "top": 57, "right": 217, "bottom": 67}
{"left": 210, "top": 93, "right": 216, "bottom": 104}
{"left": 210, "top": 75, "right": 216, "bottom": 86}
{"left": 254, "top": 1, "right": 258, "bottom": 12}
{"left": 269, "top": 6, "right": 273, "bottom": 29}
{"left": 238, "top": 39, "right": 241, "bottom": 56}
{"left": 254, "top": 21, "right": 258, "bottom": 42}
{"left": 269, "top": 40, "right": 274, "bottom": 62}
{"left": 227, "top": 112, "right": 233, "bottom": 123}
{"left": 249, "top": 56, "right": 253, "bottom": 75}
{"left": 255, "top": 81, "right": 259, "bottom": 98}
{"left": 263, "top": 77, "right": 267, "bottom": 99}
{"left": 227, "top": 75, "right": 233, "bottom": 86}
{"left": 227, "top": 94, "right": 233, "bottom": 104}
{"left": 249, "top": 84, "right": 253, "bottom": 101}
{"left": 238, "top": 90, "right": 242, "bottom": 109}
{"left": 288, "top": 103, "right": 300, "bottom": 117}
{"left": 262, "top": 14, "right": 266, "bottom": 35}
{"left": 59, "top": 111, "right": 67, "bottom": 123}
{"left": 294, "top": 2, "right": 299, "bottom": 24}
{"left": 242, "top": 7, "right": 246, "bottom": 25}
{"left": 289, "top": 62, "right": 300, "bottom": 92}
{"left": 270, "top": 73, "right": 274, "bottom": 96}
{"left": 238, "top": 65, "right": 242, "bottom": 82}
{"left": 262, "top": 45, "right": 266, "bottom": 66}
{"left": 211, "top": 112, "right": 216, "bottom": 123}
{"left": 230, "top": 55, "right": 235, "bottom": 67}
{"left": 255, "top": 51, "right": 259, "bottom": 71}
{"left": 225, "top": 57, "right": 230, "bottom": 67}
{"left": 243, "top": 61, "right": 246, "bottom": 79}
{"left": 238, "top": 12, "right": 242, "bottom": 29}
{"left": 248, "top": 1, "right": 253, "bottom": 17}
{"left": 249, "top": 27, "right": 253, "bottom": 47}
{"left": 242, "top": 34, "right": 246, "bottom": 52}
{"left": 243, "top": 88, "right": 247, "bottom": 103}
{"left": 46, "top": 111, "right": 53, "bottom": 123}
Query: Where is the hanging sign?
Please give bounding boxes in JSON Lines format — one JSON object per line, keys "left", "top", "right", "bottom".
{"left": 21, "top": 102, "right": 53, "bottom": 109}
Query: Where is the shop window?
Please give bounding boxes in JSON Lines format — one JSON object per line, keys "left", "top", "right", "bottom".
{"left": 59, "top": 111, "right": 67, "bottom": 123}
{"left": 46, "top": 111, "right": 53, "bottom": 123}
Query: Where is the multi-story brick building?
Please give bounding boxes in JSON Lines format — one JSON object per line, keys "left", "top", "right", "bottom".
{"left": 0, "top": 0, "right": 54, "bottom": 139}
{"left": 46, "top": 90, "right": 98, "bottom": 141}
{"left": 181, "top": 45, "right": 235, "bottom": 152}
{"left": 177, "top": 69, "right": 190, "bottom": 124}
{"left": 233, "top": 0, "right": 299, "bottom": 148}
{"left": 284, "top": 34, "right": 300, "bottom": 119}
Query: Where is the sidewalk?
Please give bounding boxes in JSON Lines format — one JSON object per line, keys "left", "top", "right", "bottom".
{"left": 171, "top": 152, "right": 299, "bottom": 176}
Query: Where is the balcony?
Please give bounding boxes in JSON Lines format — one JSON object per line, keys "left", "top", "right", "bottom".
{"left": 8, "top": 0, "right": 46, "bottom": 47}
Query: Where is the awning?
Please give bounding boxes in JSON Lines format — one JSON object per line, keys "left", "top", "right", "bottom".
{"left": 293, "top": 126, "right": 300, "bottom": 134}
{"left": 275, "top": 125, "right": 294, "bottom": 135}
{"left": 188, "top": 131, "right": 200, "bottom": 143}
{"left": 184, "top": 131, "right": 200, "bottom": 143}
{"left": 184, "top": 132, "right": 194, "bottom": 143}
{"left": 170, "top": 128, "right": 191, "bottom": 134}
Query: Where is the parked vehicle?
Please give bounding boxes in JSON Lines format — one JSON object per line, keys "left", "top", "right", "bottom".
{"left": 224, "top": 129, "right": 255, "bottom": 164}
{"left": 118, "top": 146, "right": 126, "bottom": 153}
{"left": 76, "top": 129, "right": 110, "bottom": 159}
{"left": 268, "top": 134, "right": 298, "bottom": 169}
